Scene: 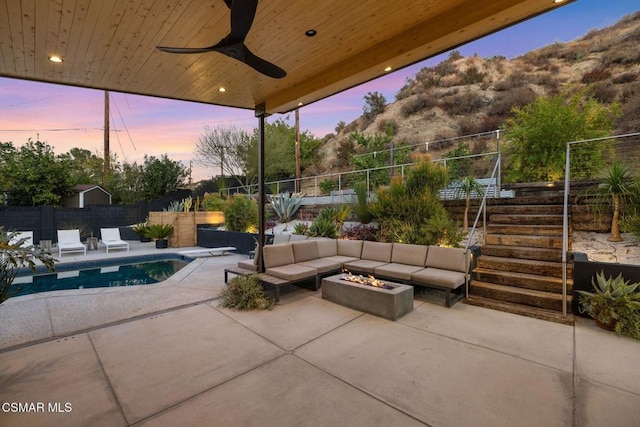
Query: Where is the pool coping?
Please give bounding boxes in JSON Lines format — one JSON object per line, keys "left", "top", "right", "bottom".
{"left": 0, "top": 251, "right": 245, "bottom": 351}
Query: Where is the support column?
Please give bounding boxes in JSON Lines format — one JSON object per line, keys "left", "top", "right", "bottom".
{"left": 255, "top": 103, "right": 268, "bottom": 273}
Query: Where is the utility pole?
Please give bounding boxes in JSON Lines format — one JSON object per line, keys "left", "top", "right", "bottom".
{"left": 103, "top": 90, "right": 110, "bottom": 183}
{"left": 295, "top": 108, "right": 301, "bottom": 192}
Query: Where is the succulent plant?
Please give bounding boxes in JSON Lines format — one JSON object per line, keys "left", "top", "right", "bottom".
{"left": 269, "top": 192, "right": 303, "bottom": 223}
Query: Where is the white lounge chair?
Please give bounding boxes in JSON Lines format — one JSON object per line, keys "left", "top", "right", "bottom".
{"left": 100, "top": 228, "right": 129, "bottom": 253}
{"left": 9, "top": 231, "right": 33, "bottom": 247}
{"left": 57, "top": 230, "right": 87, "bottom": 258}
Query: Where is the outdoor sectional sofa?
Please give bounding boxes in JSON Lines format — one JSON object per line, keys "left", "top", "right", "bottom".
{"left": 225, "top": 238, "right": 470, "bottom": 307}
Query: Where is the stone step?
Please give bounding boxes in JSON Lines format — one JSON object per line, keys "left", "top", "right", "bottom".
{"left": 465, "top": 296, "right": 574, "bottom": 325}
{"left": 470, "top": 281, "right": 572, "bottom": 312}
{"left": 489, "top": 214, "right": 564, "bottom": 225}
{"left": 486, "top": 224, "right": 565, "bottom": 236}
{"left": 487, "top": 205, "right": 564, "bottom": 215}
{"left": 476, "top": 256, "right": 570, "bottom": 277}
{"left": 480, "top": 245, "right": 568, "bottom": 262}
{"left": 485, "top": 234, "right": 568, "bottom": 250}
{"left": 472, "top": 268, "right": 572, "bottom": 293}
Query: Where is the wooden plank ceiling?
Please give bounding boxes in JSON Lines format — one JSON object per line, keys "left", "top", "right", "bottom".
{"left": 0, "top": 0, "right": 571, "bottom": 114}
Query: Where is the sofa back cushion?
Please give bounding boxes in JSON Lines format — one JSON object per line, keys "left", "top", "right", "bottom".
{"left": 292, "top": 240, "right": 319, "bottom": 263}
{"left": 316, "top": 239, "right": 338, "bottom": 258}
{"left": 337, "top": 239, "right": 363, "bottom": 258}
{"left": 391, "top": 243, "right": 428, "bottom": 266}
{"left": 263, "top": 243, "right": 295, "bottom": 268}
{"left": 361, "top": 241, "right": 393, "bottom": 263}
{"left": 272, "top": 234, "right": 291, "bottom": 245}
{"left": 426, "top": 246, "right": 468, "bottom": 272}
{"left": 289, "top": 234, "right": 309, "bottom": 242}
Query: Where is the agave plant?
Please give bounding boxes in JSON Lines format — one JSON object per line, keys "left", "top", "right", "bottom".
{"left": 164, "top": 200, "right": 184, "bottom": 212}
{"left": 269, "top": 192, "right": 303, "bottom": 223}
{"left": 577, "top": 271, "right": 640, "bottom": 332}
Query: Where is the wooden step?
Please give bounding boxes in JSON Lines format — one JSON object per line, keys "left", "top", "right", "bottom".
{"left": 472, "top": 268, "right": 572, "bottom": 293}
{"left": 487, "top": 205, "right": 564, "bottom": 215}
{"left": 465, "top": 295, "right": 574, "bottom": 325}
{"left": 469, "top": 281, "right": 572, "bottom": 312}
{"left": 486, "top": 224, "right": 565, "bottom": 236}
{"left": 486, "top": 195, "right": 566, "bottom": 206}
{"left": 480, "top": 245, "right": 568, "bottom": 262}
{"left": 485, "top": 234, "right": 568, "bottom": 250}
{"left": 488, "top": 214, "right": 564, "bottom": 225}
{"left": 476, "top": 256, "right": 570, "bottom": 277}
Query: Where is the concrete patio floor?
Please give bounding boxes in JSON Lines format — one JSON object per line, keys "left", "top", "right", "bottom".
{"left": 1, "top": 243, "right": 639, "bottom": 426}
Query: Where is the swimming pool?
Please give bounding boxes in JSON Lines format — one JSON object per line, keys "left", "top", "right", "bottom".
{"left": 11, "top": 254, "right": 194, "bottom": 298}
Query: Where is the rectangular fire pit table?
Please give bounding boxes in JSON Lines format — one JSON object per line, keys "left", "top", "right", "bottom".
{"left": 321, "top": 274, "right": 414, "bottom": 321}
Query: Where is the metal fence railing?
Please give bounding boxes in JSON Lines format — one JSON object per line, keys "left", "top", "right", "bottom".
{"left": 562, "top": 132, "right": 640, "bottom": 316}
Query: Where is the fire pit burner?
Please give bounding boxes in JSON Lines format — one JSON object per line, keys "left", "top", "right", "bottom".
{"left": 340, "top": 271, "right": 394, "bottom": 290}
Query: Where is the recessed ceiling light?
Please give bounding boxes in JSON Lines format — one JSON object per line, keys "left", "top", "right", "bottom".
{"left": 218, "top": 87, "right": 226, "bottom": 92}
{"left": 384, "top": 66, "right": 393, "bottom": 72}
{"left": 48, "top": 55, "right": 63, "bottom": 63}
{"left": 298, "top": 102, "right": 303, "bottom": 106}
{"left": 305, "top": 29, "right": 317, "bottom": 37}
{"left": 553, "top": 0, "right": 566, "bottom": 3}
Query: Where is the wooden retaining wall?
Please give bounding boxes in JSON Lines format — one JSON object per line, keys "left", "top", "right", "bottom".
{"left": 149, "top": 211, "right": 224, "bottom": 248}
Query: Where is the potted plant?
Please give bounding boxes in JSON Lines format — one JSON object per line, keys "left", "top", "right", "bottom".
{"left": 145, "top": 224, "right": 174, "bottom": 249}
{"left": 132, "top": 222, "right": 152, "bottom": 242}
{"left": 577, "top": 271, "right": 640, "bottom": 333}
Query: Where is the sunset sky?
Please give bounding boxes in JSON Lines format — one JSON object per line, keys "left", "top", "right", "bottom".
{"left": 0, "top": 0, "right": 638, "bottom": 182}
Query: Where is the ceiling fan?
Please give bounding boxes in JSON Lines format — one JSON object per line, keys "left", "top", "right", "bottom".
{"left": 157, "top": 0, "right": 286, "bottom": 79}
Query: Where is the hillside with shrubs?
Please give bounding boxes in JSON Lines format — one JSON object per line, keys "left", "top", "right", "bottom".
{"left": 317, "top": 11, "right": 640, "bottom": 174}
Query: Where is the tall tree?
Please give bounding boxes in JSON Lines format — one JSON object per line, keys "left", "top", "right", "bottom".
{"left": 194, "top": 125, "right": 252, "bottom": 188}
{"left": 504, "top": 89, "right": 620, "bottom": 182}
{"left": 0, "top": 139, "right": 74, "bottom": 206}
{"left": 140, "top": 154, "right": 188, "bottom": 200}
{"left": 244, "top": 118, "right": 322, "bottom": 184}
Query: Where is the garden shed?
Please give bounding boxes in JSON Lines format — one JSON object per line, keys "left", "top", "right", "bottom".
{"left": 62, "top": 185, "right": 112, "bottom": 208}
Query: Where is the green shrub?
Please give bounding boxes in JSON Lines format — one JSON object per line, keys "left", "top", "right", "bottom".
{"left": 202, "top": 193, "right": 226, "bottom": 211}
{"left": 319, "top": 179, "right": 336, "bottom": 195}
{"left": 218, "top": 275, "right": 274, "bottom": 310}
{"left": 223, "top": 194, "right": 258, "bottom": 232}
{"left": 340, "top": 224, "right": 379, "bottom": 241}
{"left": 370, "top": 159, "right": 461, "bottom": 246}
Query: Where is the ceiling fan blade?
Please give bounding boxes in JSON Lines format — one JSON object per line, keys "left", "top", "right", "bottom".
{"left": 241, "top": 45, "right": 286, "bottom": 79}
{"left": 229, "top": 0, "right": 258, "bottom": 41}
{"left": 157, "top": 0, "right": 286, "bottom": 79}
{"left": 157, "top": 46, "right": 215, "bottom": 54}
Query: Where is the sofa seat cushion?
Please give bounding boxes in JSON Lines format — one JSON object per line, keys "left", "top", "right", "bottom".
{"left": 298, "top": 258, "right": 342, "bottom": 274}
{"left": 374, "top": 263, "right": 424, "bottom": 281}
{"left": 322, "top": 255, "right": 360, "bottom": 265}
{"left": 411, "top": 268, "right": 466, "bottom": 289}
{"left": 265, "top": 264, "right": 318, "bottom": 282}
{"left": 343, "top": 259, "right": 389, "bottom": 274}
{"left": 237, "top": 259, "right": 258, "bottom": 271}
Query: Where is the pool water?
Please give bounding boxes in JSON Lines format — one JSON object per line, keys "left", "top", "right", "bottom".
{"left": 12, "top": 259, "right": 190, "bottom": 297}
